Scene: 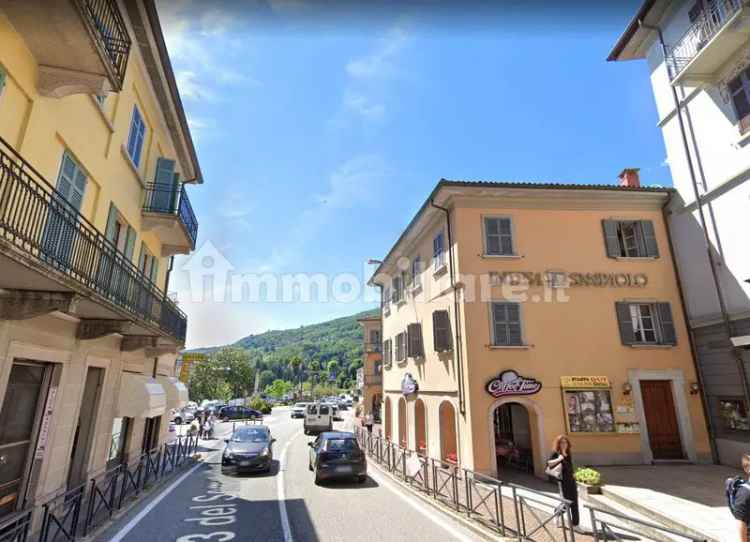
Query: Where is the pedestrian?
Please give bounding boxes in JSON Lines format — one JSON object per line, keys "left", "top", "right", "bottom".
{"left": 727, "top": 452, "right": 750, "bottom": 540}
{"left": 365, "top": 413, "right": 373, "bottom": 434}
{"left": 547, "top": 435, "right": 580, "bottom": 529}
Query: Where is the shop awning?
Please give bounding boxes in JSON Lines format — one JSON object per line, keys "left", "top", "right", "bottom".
{"left": 117, "top": 373, "right": 166, "bottom": 418}
{"left": 157, "top": 376, "right": 189, "bottom": 409}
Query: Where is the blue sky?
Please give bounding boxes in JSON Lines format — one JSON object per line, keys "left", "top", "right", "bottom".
{"left": 159, "top": 1, "right": 671, "bottom": 348}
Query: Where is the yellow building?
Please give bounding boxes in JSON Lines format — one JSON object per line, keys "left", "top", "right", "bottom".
{"left": 372, "top": 176, "right": 712, "bottom": 477}
{"left": 357, "top": 315, "right": 383, "bottom": 422}
{"left": 0, "top": 0, "right": 196, "bottom": 518}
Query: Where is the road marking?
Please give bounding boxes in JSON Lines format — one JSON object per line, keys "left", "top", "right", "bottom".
{"left": 277, "top": 431, "right": 300, "bottom": 542}
{"left": 109, "top": 461, "right": 204, "bottom": 542}
{"left": 367, "top": 467, "right": 476, "bottom": 542}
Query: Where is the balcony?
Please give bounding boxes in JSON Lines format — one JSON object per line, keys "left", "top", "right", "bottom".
{"left": 364, "top": 342, "right": 382, "bottom": 354}
{"left": 363, "top": 373, "right": 383, "bottom": 386}
{"left": 2, "top": 0, "right": 131, "bottom": 97}
{"left": 142, "top": 183, "right": 198, "bottom": 256}
{"left": 666, "top": 0, "right": 750, "bottom": 85}
{"left": 0, "top": 137, "right": 186, "bottom": 344}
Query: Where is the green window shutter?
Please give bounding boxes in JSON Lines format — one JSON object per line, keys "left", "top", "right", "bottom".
{"left": 615, "top": 302, "right": 636, "bottom": 345}
{"left": 657, "top": 303, "right": 677, "bottom": 345}
{"left": 150, "top": 259, "right": 159, "bottom": 284}
{"left": 602, "top": 220, "right": 621, "bottom": 258}
{"left": 640, "top": 220, "right": 660, "bottom": 258}
{"left": 151, "top": 158, "right": 177, "bottom": 211}
{"left": 124, "top": 226, "right": 136, "bottom": 259}
{"left": 138, "top": 242, "right": 147, "bottom": 272}
{"left": 105, "top": 203, "right": 119, "bottom": 244}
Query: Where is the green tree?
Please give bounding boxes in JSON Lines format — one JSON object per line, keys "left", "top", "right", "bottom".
{"left": 265, "top": 379, "right": 294, "bottom": 398}
{"left": 258, "top": 369, "right": 275, "bottom": 390}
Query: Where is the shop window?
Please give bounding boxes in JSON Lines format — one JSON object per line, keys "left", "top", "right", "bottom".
{"left": 564, "top": 389, "right": 615, "bottom": 433}
{"left": 141, "top": 416, "right": 161, "bottom": 453}
{"left": 602, "top": 219, "right": 659, "bottom": 258}
{"left": 719, "top": 398, "right": 750, "bottom": 431}
{"left": 615, "top": 302, "right": 677, "bottom": 346}
{"left": 407, "top": 323, "right": 424, "bottom": 358}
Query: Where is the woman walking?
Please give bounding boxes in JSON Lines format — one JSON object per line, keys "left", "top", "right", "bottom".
{"left": 547, "top": 435, "right": 580, "bottom": 529}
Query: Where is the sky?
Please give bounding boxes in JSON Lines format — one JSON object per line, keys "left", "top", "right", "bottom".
{"left": 158, "top": 0, "right": 671, "bottom": 349}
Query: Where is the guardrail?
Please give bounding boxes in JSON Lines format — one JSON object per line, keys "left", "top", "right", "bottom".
{"left": 587, "top": 506, "right": 707, "bottom": 542}
{"left": 76, "top": 0, "right": 131, "bottom": 88}
{"left": 143, "top": 183, "right": 198, "bottom": 250}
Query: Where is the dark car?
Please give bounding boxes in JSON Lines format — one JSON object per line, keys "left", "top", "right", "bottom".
{"left": 218, "top": 406, "right": 262, "bottom": 422}
{"left": 222, "top": 425, "right": 275, "bottom": 473}
{"left": 308, "top": 431, "right": 366, "bottom": 484}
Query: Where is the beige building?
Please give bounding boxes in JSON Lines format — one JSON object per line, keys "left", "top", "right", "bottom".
{"left": 357, "top": 315, "right": 383, "bottom": 422}
{"left": 0, "top": 0, "right": 195, "bottom": 518}
{"left": 371, "top": 176, "right": 711, "bottom": 477}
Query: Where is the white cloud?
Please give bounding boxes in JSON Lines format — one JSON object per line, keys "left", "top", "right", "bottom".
{"left": 176, "top": 70, "right": 217, "bottom": 102}
{"left": 343, "top": 91, "right": 385, "bottom": 121}
{"left": 346, "top": 23, "right": 410, "bottom": 80}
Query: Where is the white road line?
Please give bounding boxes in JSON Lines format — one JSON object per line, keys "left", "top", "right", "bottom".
{"left": 109, "top": 461, "right": 203, "bottom": 542}
{"left": 367, "top": 467, "right": 476, "bottom": 542}
{"left": 277, "top": 431, "right": 300, "bottom": 542}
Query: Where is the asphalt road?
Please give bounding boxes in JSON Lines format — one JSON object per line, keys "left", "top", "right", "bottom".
{"left": 96, "top": 406, "right": 482, "bottom": 542}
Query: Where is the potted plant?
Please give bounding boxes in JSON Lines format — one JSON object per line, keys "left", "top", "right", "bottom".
{"left": 574, "top": 467, "right": 603, "bottom": 497}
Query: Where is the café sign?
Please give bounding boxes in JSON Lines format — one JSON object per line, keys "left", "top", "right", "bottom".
{"left": 401, "top": 373, "right": 419, "bottom": 395}
{"left": 486, "top": 370, "right": 542, "bottom": 398}
{"left": 560, "top": 376, "right": 610, "bottom": 389}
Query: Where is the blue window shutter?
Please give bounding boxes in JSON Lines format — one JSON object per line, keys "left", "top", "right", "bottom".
{"left": 128, "top": 107, "right": 146, "bottom": 167}
{"left": 124, "top": 226, "right": 136, "bottom": 260}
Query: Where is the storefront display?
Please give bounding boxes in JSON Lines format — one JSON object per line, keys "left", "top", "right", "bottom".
{"left": 561, "top": 376, "right": 615, "bottom": 433}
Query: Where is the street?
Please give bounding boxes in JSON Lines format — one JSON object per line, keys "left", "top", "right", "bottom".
{"left": 95, "top": 407, "right": 482, "bottom": 542}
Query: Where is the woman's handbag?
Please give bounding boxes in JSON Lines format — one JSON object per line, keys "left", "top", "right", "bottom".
{"left": 545, "top": 459, "right": 563, "bottom": 481}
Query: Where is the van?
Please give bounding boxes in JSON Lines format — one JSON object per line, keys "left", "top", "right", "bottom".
{"left": 304, "top": 403, "right": 333, "bottom": 435}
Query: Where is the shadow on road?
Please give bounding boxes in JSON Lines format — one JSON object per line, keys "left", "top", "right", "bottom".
{"left": 315, "top": 475, "right": 379, "bottom": 490}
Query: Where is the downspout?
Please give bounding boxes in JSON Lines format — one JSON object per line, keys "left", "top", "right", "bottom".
{"left": 642, "top": 20, "right": 750, "bottom": 428}
{"left": 164, "top": 256, "right": 174, "bottom": 298}
{"left": 430, "top": 200, "right": 466, "bottom": 417}
{"left": 663, "top": 195, "right": 718, "bottom": 463}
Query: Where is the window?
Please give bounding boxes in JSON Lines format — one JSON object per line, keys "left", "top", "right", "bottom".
{"left": 56, "top": 152, "right": 88, "bottom": 211}
{"left": 107, "top": 417, "right": 131, "bottom": 466}
{"left": 401, "top": 270, "right": 410, "bottom": 293}
{"left": 138, "top": 243, "right": 159, "bottom": 283}
{"left": 392, "top": 276, "right": 403, "bottom": 303}
{"left": 383, "top": 287, "right": 391, "bottom": 313}
{"left": 729, "top": 68, "right": 750, "bottom": 133}
{"left": 432, "top": 310, "right": 452, "bottom": 352}
{"left": 602, "top": 220, "right": 659, "bottom": 258}
{"left": 565, "top": 390, "right": 615, "bottom": 433}
{"left": 412, "top": 256, "right": 422, "bottom": 288}
{"left": 383, "top": 339, "right": 393, "bottom": 368}
{"left": 395, "top": 332, "right": 406, "bottom": 362}
{"left": 94, "top": 93, "right": 107, "bottom": 107}
{"left": 491, "top": 302, "right": 523, "bottom": 346}
{"left": 615, "top": 302, "right": 677, "bottom": 346}
{"left": 407, "top": 323, "right": 424, "bottom": 358}
{"left": 719, "top": 398, "right": 750, "bottom": 431}
{"left": 369, "top": 329, "right": 381, "bottom": 345}
{"left": 105, "top": 203, "right": 136, "bottom": 259}
{"left": 484, "top": 217, "right": 514, "bottom": 256}
{"left": 126, "top": 106, "right": 146, "bottom": 167}
{"left": 433, "top": 232, "right": 446, "bottom": 271}
{"left": 0, "top": 66, "right": 6, "bottom": 99}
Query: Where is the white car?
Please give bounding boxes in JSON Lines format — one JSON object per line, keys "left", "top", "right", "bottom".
{"left": 304, "top": 403, "right": 333, "bottom": 435}
{"left": 291, "top": 403, "right": 307, "bottom": 419}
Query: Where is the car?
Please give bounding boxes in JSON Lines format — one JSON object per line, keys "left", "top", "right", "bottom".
{"left": 324, "top": 403, "right": 342, "bottom": 421}
{"left": 221, "top": 425, "right": 275, "bottom": 474}
{"left": 308, "top": 431, "right": 367, "bottom": 484}
{"left": 304, "top": 403, "right": 333, "bottom": 435}
{"left": 172, "top": 408, "right": 194, "bottom": 425}
{"left": 219, "top": 406, "right": 262, "bottom": 422}
{"left": 291, "top": 403, "right": 307, "bottom": 419}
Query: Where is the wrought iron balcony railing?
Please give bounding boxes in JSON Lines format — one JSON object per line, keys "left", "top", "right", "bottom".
{"left": 0, "top": 136, "right": 187, "bottom": 343}
{"left": 363, "top": 373, "right": 383, "bottom": 386}
{"left": 143, "top": 183, "right": 198, "bottom": 250}
{"left": 364, "top": 342, "right": 382, "bottom": 354}
{"left": 666, "top": 0, "right": 742, "bottom": 80}
{"left": 76, "top": 0, "right": 132, "bottom": 89}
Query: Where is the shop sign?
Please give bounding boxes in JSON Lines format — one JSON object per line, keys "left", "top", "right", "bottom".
{"left": 490, "top": 271, "right": 647, "bottom": 288}
{"left": 34, "top": 386, "right": 57, "bottom": 460}
{"left": 401, "top": 373, "right": 419, "bottom": 395}
{"left": 560, "top": 376, "right": 610, "bottom": 389}
{"left": 486, "top": 370, "right": 541, "bottom": 398}
{"left": 179, "top": 353, "right": 206, "bottom": 383}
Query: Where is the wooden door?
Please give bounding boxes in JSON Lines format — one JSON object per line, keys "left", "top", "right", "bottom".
{"left": 640, "top": 381, "right": 684, "bottom": 460}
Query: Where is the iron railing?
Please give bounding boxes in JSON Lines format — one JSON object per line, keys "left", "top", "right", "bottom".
{"left": 0, "top": 137, "right": 187, "bottom": 343}
{"left": 76, "top": 0, "right": 131, "bottom": 88}
{"left": 0, "top": 508, "right": 32, "bottom": 542}
{"left": 588, "top": 506, "right": 707, "bottom": 542}
{"left": 666, "top": 0, "right": 742, "bottom": 80}
{"left": 143, "top": 183, "right": 198, "bottom": 250}
{"left": 364, "top": 342, "right": 382, "bottom": 353}
{"left": 32, "top": 435, "right": 198, "bottom": 542}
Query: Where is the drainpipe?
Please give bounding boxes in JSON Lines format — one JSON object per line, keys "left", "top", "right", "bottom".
{"left": 164, "top": 256, "right": 174, "bottom": 298}
{"left": 429, "top": 200, "right": 466, "bottom": 417}
{"left": 641, "top": 20, "right": 750, "bottom": 430}
{"left": 663, "top": 197, "right": 718, "bottom": 463}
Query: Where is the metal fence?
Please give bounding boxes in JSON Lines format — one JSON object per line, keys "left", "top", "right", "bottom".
{"left": 143, "top": 183, "right": 198, "bottom": 250}
{"left": 355, "top": 428, "right": 575, "bottom": 541}
{"left": 0, "top": 435, "right": 198, "bottom": 542}
{"left": 76, "top": 0, "right": 131, "bottom": 88}
{"left": 0, "top": 136, "right": 187, "bottom": 343}
{"left": 587, "top": 506, "right": 707, "bottom": 542}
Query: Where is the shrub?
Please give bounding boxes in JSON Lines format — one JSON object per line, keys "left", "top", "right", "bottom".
{"left": 248, "top": 396, "right": 272, "bottom": 414}
{"left": 574, "top": 467, "right": 602, "bottom": 486}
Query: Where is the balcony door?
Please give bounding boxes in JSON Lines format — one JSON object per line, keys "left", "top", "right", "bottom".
{"left": 148, "top": 158, "right": 178, "bottom": 213}
{"left": 67, "top": 367, "right": 104, "bottom": 490}
{"left": 41, "top": 152, "right": 87, "bottom": 266}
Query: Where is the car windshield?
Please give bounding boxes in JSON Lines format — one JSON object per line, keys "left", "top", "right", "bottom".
{"left": 231, "top": 428, "right": 268, "bottom": 443}
{"left": 294, "top": 403, "right": 305, "bottom": 408}
{"left": 307, "top": 405, "right": 317, "bottom": 414}
{"left": 319, "top": 406, "right": 330, "bottom": 415}
{"left": 325, "top": 438, "right": 357, "bottom": 451}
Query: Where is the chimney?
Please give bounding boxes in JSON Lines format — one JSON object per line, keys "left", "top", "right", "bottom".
{"left": 618, "top": 168, "right": 641, "bottom": 188}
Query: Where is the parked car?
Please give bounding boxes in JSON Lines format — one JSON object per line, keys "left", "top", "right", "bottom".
{"left": 172, "top": 408, "right": 194, "bottom": 425}
{"left": 291, "top": 403, "right": 307, "bottom": 419}
{"left": 218, "top": 406, "right": 262, "bottom": 422}
{"left": 324, "top": 403, "right": 342, "bottom": 421}
{"left": 304, "top": 403, "right": 333, "bottom": 435}
{"left": 221, "top": 425, "right": 275, "bottom": 474}
{"left": 308, "top": 431, "right": 367, "bottom": 484}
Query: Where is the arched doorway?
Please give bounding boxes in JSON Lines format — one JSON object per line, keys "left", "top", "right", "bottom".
{"left": 414, "top": 399, "right": 427, "bottom": 455}
{"left": 493, "top": 402, "right": 533, "bottom": 474}
{"left": 398, "top": 397, "right": 407, "bottom": 448}
{"left": 372, "top": 393, "right": 382, "bottom": 423}
{"left": 384, "top": 397, "right": 392, "bottom": 440}
{"left": 439, "top": 401, "right": 457, "bottom": 464}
